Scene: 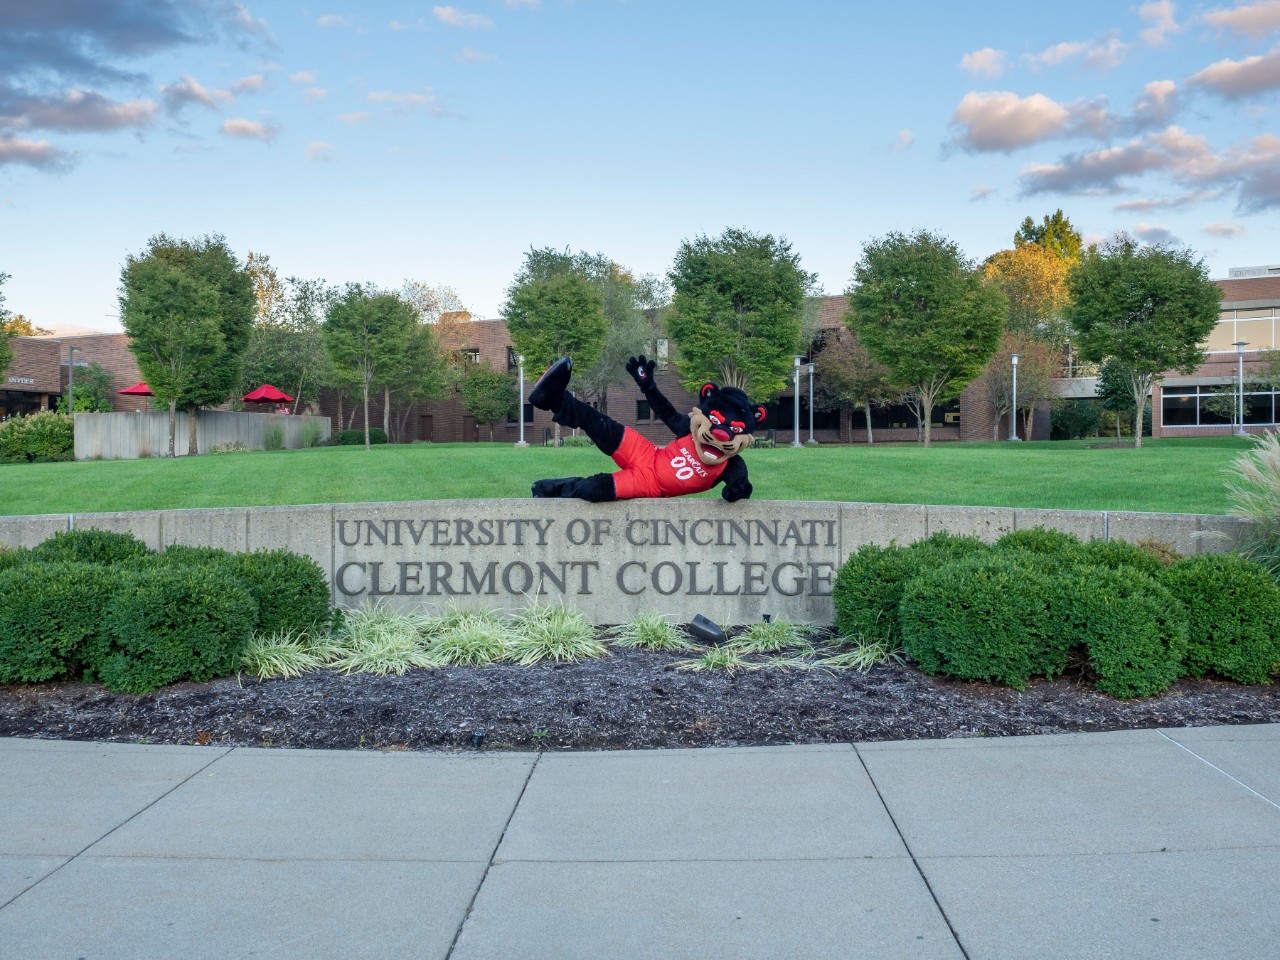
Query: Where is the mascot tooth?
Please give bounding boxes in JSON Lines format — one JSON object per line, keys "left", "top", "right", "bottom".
{"left": 527, "top": 355, "right": 765, "bottom": 503}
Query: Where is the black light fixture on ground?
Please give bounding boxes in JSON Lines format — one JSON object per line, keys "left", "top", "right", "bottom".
{"left": 1010, "top": 353, "right": 1021, "bottom": 441}
{"left": 1233, "top": 341, "right": 1249, "bottom": 437}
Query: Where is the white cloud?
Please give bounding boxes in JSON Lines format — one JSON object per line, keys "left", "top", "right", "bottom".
{"left": 433, "top": 6, "right": 494, "bottom": 28}
{"left": 1203, "top": 221, "right": 1248, "bottom": 237}
{"left": 390, "top": 18, "right": 427, "bottom": 31}
{"left": 160, "top": 76, "right": 226, "bottom": 113}
{"left": 959, "top": 47, "right": 1007, "bottom": 78}
{"left": 1025, "top": 32, "right": 1129, "bottom": 70}
{"left": 220, "top": 117, "right": 278, "bottom": 141}
{"left": 304, "top": 87, "right": 329, "bottom": 102}
{"left": 890, "top": 129, "right": 915, "bottom": 152}
{"left": 1132, "top": 222, "right": 1180, "bottom": 244}
{"left": 505, "top": 0, "right": 541, "bottom": 7}
{"left": 1189, "top": 45, "right": 1280, "bottom": 98}
{"left": 306, "top": 141, "right": 334, "bottom": 162}
{"left": 4, "top": 90, "right": 157, "bottom": 131}
{"left": 289, "top": 71, "right": 318, "bottom": 84}
{"left": 317, "top": 14, "right": 352, "bottom": 27}
{"left": 338, "top": 112, "right": 371, "bottom": 123}
{"left": 971, "top": 184, "right": 996, "bottom": 201}
{"left": 1133, "top": 80, "right": 1178, "bottom": 127}
{"left": 1138, "top": 1, "right": 1182, "bottom": 44}
{"left": 950, "top": 91, "right": 1070, "bottom": 151}
{"left": 231, "top": 74, "right": 266, "bottom": 95}
{"left": 1114, "top": 188, "right": 1224, "bottom": 211}
{"left": 1202, "top": 1, "right": 1280, "bottom": 38}
{"left": 0, "top": 135, "right": 69, "bottom": 169}
{"left": 458, "top": 46, "right": 495, "bottom": 62}
{"left": 369, "top": 90, "right": 439, "bottom": 106}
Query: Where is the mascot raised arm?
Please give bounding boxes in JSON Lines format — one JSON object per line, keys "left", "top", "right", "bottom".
{"left": 527, "top": 355, "right": 765, "bottom": 503}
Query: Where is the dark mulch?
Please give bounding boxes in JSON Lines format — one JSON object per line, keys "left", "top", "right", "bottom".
{"left": 2, "top": 649, "right": 1278, "bottom": 751}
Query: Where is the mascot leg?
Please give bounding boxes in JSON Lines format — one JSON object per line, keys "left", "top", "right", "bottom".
{"left": 531, "top": 474, "right": 617, "bottom": 502}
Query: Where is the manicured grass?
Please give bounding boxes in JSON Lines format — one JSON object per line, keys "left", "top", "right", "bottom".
{"left": 0, "top": 435, "right": 1253, "bottom": 517}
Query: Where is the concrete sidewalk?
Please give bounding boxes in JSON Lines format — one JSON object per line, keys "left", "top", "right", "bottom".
{"left": 3, "top": 725, "right": 1279, "bottom": 960}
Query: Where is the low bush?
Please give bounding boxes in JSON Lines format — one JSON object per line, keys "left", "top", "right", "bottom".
{"left": 899, "top": 553, "right": 1069, "bottom": 689}
{"left": 30, "top": 528, "right": 152, "bottom": 566}
{"left": 263, "top": 423, "right": 285, "bottom": 451}
{"left": 0, "top": 411, "right": 74, "bottom": 462}
{"left": 832, "top": 531, "right": 989, "bottom": 644}
{"left": 0, "top": 562, "right": 122, "bottom": 683}
{"left": 1162, "top": 554, "right": 1280, "bottom": 684}
{"left": 995, "top": 527, "right": 1085, "bottom": 559}
{"left": 92, "top": 565, "right": 258, "bottom": 693}
{"left": 329, "top": 428, "right": 387, "bottom": 446}
{"left": 152, "top": 545, "right": 332, "bottom": 637}
{"left": 1078, "top": 538, "right": 1166, "bottom": 577}
{"left": 0, "top": 547, "right": 33, "bottom": 572}
{"left": 1057, "top": 566, "right": 1189, "bottom": 698}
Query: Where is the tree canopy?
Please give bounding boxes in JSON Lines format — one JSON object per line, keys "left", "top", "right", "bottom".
{"left": 982, "top": 242, "right": 1073, "bottom": 341}
{"left": 1067, "top": 234, "right": 1221, "bottom": 447}
{"left": 812, "top": 329, "right": 893, "bottom": 443}
{"left": 503, "top": 268, "right": 607, "bottom": 374}
{"left": 0, "top": 273, "right": 12, "bottom": 377}
{"left": 665, "top": 227, "right": 815, "bottom": 395}
{"left": 458, "top": 362, "right": 518, "bottom": 441}
{"left": 1015, "top": 209, "right": 1083, "bottom": 261}
{"left": 846, "top": 229, "right": 1005, "bottom": 445}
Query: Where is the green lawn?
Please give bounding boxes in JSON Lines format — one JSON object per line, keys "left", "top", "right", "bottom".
{"left": 0, "top": 436, "right": 1254, "bottom": 517}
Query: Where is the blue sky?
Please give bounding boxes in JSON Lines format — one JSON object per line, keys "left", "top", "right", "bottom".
{"left": 3, "top": 0, "right": 1279, "bottom": 333}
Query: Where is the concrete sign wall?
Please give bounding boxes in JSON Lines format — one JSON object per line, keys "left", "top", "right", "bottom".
{"left": 0, "top": 499, "right": 1250, "bottom": 625}
{"left": 72, "top": 411, "right": 331, "bottom": 460}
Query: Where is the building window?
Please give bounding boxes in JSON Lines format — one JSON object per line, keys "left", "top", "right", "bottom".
{"left": 460, "top": 348, "right": 480, "bottom": 364}
{"left": 507, "top": 347, "right": 519, "bottom": 372}
{"left": 1162, "top": 384, "right": 1279, "bottom": 427}
{"left": 507, "top": 402, "right": 534, "bottom": 425}
{"left": 636, "top": 399, "right": 653, "bottom": 421}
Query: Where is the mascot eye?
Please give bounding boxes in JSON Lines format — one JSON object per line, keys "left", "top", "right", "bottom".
{"left": 708, "top": 411, "right": 724, "bottom": 425}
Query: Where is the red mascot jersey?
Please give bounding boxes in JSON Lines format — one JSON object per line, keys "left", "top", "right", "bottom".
{"left": 610, "top": 427, "right": 727, "bottom": 499}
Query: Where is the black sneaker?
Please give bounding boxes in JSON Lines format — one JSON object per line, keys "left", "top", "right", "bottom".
{"left": 528, "top": 357, "right": 572, "bottom": 411}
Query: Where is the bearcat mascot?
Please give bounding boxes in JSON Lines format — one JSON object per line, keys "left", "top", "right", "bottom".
{"left": 528, "top": 355, "right": 765, "bottom": 503}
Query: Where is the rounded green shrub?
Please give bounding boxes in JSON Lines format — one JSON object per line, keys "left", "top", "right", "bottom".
{"left": 1162, "top": 554, "right": 1280, "bottom": 684}
{"left": 1079, "top": 538, "right": 1165, "bottom": 577}
{"left": 1058, "top": 566, "right": 1188, "bottom": 698}
{"left": 0, "top": 547, "right": 34, "bottom": 572}
{"left": 0, "top": 410, "right": 74, "bottom": 462}
{"left": 32, "top": 528, "right": 152, "bottom": 566}
{"left": 899, "top": 553, "right": 1069, "bottom": 689}
{"left": 833, "top": 532, "right": 989, "bottom": 645}
{"left": 92, "top": 566, "right": 258, "bottom": 693}
{"left": 330, "top": 428, "right": 387, "bottom": 446}
{"left": 0, "top": 562, "right": 124, "bottom": 683}
{"left": 995, "top": 527, "right": 1086, "bottom": 559}
{"left": 151, "top": 545, "right": 331, "bottom": 637}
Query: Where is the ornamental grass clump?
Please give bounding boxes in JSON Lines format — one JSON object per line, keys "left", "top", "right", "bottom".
{"left": 814, "top": 640, "right": 904, "bottom": 673}
{"left": 729, "top": 617, "right": 816, "bottom": 655}
{"left": 1161, "top": 553, "right": 1280, "bottom": 684}
{"left": 424, "top": 611, "right": 512, "bottom": 666}
{"left": 1228, "top": 431, "right": 1280, "bottom": 581}
{"left": 241, "top": 631, "right": 330, "bottom": 680}
{"left": 329, "top": 604, "right": 434, "bottom": 676}
{"left": 609, "top": 613, "right": 694, "bottom": 651}
{"left": 507, "top": 601, "right": 607, "bottom": 664}
{"left": 675, "top": 646, "right": 751, "bottom": 672}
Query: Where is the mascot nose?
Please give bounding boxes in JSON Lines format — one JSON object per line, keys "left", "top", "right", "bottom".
{"left": 711, "top": 427, "right": 731, "bottom": 443}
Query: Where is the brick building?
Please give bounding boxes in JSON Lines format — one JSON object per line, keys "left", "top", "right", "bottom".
{"left": 2, "top": 333, "right": 144, "bottom": 420}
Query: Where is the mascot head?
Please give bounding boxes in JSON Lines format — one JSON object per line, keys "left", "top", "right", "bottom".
{"left": 688, "top": 383, "right": 766, "bottom": 467}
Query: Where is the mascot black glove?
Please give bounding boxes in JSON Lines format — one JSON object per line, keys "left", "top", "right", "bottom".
{"left": 626, "top": 355, "right": 657, "bottom": 392}
{"left": 722, "top": 477, "right": 753, "bottom": 503}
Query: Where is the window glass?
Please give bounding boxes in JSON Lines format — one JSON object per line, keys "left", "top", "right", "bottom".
{"left": 1245, "top": 394, "right": 1275, "bottom": 425}
{"left": 1235, "top": 308, "right": 1275, "bottom": 319}
{"left": 636, "top": 399, "right": 652, "bottom": 421}
{"left": 1236, "top": 318, "right": 1275, "bottom": 349}
{"left": 1161, "top": 396, "right": 1197, "bottom": 426}
{"left": 1204, "top": 321, "right": 1237, "bottom": 352}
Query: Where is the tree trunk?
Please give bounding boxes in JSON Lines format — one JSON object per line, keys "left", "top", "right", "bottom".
{"left": 1023, "top": 408, "right": 1034, "bottom": 442}
{"left": 993, "top": 411, "right": 1002, "bottom": 442}
{"left": 337, "top": 394, "right": 343, "bottom": 430}
{"left": 383, "top": 385, "right": 392, "bottom": 440}
{"left": 921, "top": 405, "right": 933, "bottom": 447}
{"left": 362, "top": 383, "right": 371, "bottom": 450}
{"left": 864, "top": 402, "right": 873, "bottom": 444}
{"left": 1132, "top": 376, "right": 1148, "bottom": 449}
{"left": 187, "top": 404, "right": 198, "bottom": 456}
{"left": 167, "top": 398, "right": 177, "bottom": 458}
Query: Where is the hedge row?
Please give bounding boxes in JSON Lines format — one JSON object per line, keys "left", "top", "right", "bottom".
{"left": 0, "top": 529, "right": 332, "bottom": 693}
{"left": 834, "top": 529, "right": 1280, "bottom": 698}
{"left": 0, "top": 411, "right": 74, "bottom": 463}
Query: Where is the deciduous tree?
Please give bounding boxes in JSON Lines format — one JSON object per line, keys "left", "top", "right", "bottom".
{"left": 846, "top": 230, "right": 1005, "bottom": 446}
{"left": 983, "top": 243, "right": 1073, "bottom": 342}
{"left": 666, "top": 228, "right": 815, "bottom": 395}
{"left": 1067, "top": 235, "right": 1221, "bottom": 448}
{"left": 458, "top": 362, "right": 517, "bottom": 441}
{"left": 0, "top": 273, "right": 12, "bottom": 377}
{"left": 812, "top": 329, "right": 893, "bottom": 443}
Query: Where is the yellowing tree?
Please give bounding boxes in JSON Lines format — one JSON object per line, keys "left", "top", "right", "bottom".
{"left": 983, "top": 243, "right": 1072, "bottom": 340}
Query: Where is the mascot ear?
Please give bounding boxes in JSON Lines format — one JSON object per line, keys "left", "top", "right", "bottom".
{"left": 754, "top": 405, "right": 767, "bottom": 425}
{"left": 699, "top": 383, "right": 717, "bottom": 401}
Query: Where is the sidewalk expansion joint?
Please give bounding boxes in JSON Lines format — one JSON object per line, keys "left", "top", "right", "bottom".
{"left": 0, "top": 746, "right": 235, "bottom": 913}
{"left": 444, "top": 749, "right": 542, "bottom": 960}
{"left": 1158, "top": 731, "right": 1280, "bottom": 813}
{"left": 854, "top": 745, "right": 973, "bottom": 960}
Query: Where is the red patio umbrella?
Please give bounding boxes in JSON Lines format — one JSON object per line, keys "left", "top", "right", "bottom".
{"left": 117, "top": 382, "right": 154, "bottom": 396}
{"left": 241, "top": 384, "right": 294, "bottom": 404}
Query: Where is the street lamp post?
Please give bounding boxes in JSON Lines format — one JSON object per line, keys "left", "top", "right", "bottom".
{"left": 1233, "top": 341, "right": 1249, "bottom": 438}
{"left": 805, "top": 361, "right": 817, "bottom": 445}
{"left": 1010, "top": 353, "right": 1021, "bottom": 441}
{"left": 515, "top": 354, "right": 528, "bottom": 447}
{"left": 1064, "top": 338, "right": 1072, "bottom": 378}
{"left": 791, "top": 356, "right": 802, "bottom": 448}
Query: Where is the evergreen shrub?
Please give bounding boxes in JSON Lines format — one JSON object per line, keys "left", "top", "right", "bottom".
{"left": 1057, "top": 566, "right": 1188, "bottom": 698}
{"left": 995, "top": 527, "right": 1085, "bottom": 559}
{"left": 1078, "top": 538, "right": 1166, "bottom": 576}
{"left": 31, "top": 528, "right": 152, "bottom": 566}
{"left": 0, "top": 562, "right": 122, "bottom": 683}
{"left": 0, "top": 411, "right": 74, "bottom": 462}
{"left": 329, "top": 428, "right": 387, "bottom": 445}
{"left": 899, "top": 553, "right": 1069, "bottom": 689}
{"left": 1162, "top": 554, "right": 1280, "bottom": 684}
{"left": 93, "top": 566, "right": 258, "bottom": 693}
{"left": 832, "top": 531, "right": 988, "bottom": 644}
